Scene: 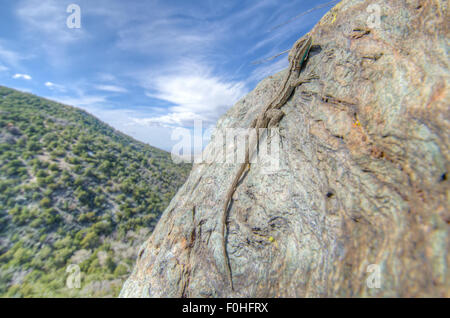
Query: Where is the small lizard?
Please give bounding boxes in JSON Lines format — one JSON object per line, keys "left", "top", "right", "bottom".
{"left": 221, "top": 34, "right": 314, "bottom": 291}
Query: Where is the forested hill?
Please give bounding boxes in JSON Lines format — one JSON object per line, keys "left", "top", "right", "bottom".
{"left": 0, "top": 86, "right": 191, "bottom": 297}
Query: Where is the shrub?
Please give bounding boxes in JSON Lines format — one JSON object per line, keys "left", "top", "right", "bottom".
{"left": 80, "top": 231, "right": 99, "bottom": 249}
{"left": 113, "top": 264, "right": 128, "bottom": 277}
{"left": 39, "top": 197, "right": 51, "bottom": 208}
{"left": 49, "top": 163, "right": 59, "bottom": 171}
{"left": 77, "top": 212, "right": 97, "bottom": 223}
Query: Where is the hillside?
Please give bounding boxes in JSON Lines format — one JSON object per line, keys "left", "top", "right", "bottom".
{"left": 0, "top": 86, "right": 191, "bottom": 297}
{"left": 121, "top": 0, "right": 449, "bottom": 297}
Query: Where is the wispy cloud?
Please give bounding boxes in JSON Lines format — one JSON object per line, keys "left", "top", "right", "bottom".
{"left": 13, "top": 73, "right": 32, "bottom": 80}
{"left": 117, "top": 23, "right": 213, "bottom": 56}
{"left": 15, "top": 0, "right": 87, "bottom": 67}
{"left": 94, "top": 85, "right": 128, "bottom": 93}
{"left": 16, "top": 0, "right": 85, "bottom": 44}
{"left": 45, "top": 81, "right": 66, "bottom": 92}
{"left": 0, "top": 64, "right": 8, "bottom": 72}
{"left": 107, "top": 1, "right": 215, "bottom": 56}
{"left": 249, "top": 57, "right": 288, "bottom": 83}
{"left": 131, "top": 60, "right": 248, "bottom": 127}
{"left": 45, "top": 81, "right": 57, "bottom": 87}
{"left": 49, "top": 83, "right": 108, "bottom": 109}
{"left": 51, "top": 94, "right": 107, "bottom": 109}
{"left": 0, "top": 42, "right": 28, "bottom": 68}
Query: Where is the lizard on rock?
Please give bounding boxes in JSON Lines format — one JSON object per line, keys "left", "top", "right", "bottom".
{"left": 221, "top": 34, "right": 314, "bottom": 291}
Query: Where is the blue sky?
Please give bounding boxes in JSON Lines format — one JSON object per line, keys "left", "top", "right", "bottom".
{"left": 0, "top": 0, "right": 334, "bottom": 152}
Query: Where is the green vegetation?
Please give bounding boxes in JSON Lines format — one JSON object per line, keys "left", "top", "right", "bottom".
{"left": 0, "top": 86, "right": 191, "bottom": 297}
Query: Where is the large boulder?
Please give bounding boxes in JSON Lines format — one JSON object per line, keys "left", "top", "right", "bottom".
{"left": 120, "top": 0, "right": 449, "bottom": 297}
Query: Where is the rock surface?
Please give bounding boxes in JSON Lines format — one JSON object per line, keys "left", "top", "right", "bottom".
{"left": 120, "top": 0, "right": 449, "bottom": 297}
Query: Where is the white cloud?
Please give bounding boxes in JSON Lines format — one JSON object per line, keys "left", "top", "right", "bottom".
{"left": 132, "top": 60, "right": 248, "bottom": 127}
{"left": 94, "top": 85, "right": 128, "bottom": 93}
{"left": 0, "top": 64, "right": 8, "bottom": 72}
{"left": 47, "top": 82, "right": 108, "bottom": 110}
{"left": 100, "top": 109, "right": 178, "bottom": 151}
{"left": 45, "top": 81, "right": 66, "bottom": 92}
{"left": 13, "top": 73, "right": 32, "bottom": 80}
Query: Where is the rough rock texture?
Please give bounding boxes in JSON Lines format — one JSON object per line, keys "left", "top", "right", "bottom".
{"left": 121, "top": 0, "right": 449, "bottom": 297}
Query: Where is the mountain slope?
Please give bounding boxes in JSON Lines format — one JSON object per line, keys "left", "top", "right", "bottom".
{"left": 0, "top": 86, "right": 191, "bottom": 297}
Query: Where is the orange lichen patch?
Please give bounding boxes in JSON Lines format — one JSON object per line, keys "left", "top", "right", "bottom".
{"left": 179, "top": 237, "right": 189, "bottom": 250}
{"left": 426, "top": 81, "right": 446, "bottom": 108}
{"left": 346, "top": 119, "right": 370, "bottom": 151}
{"left": 331, "top": 13, "right": 337, "bottom": 24}
{"left": 319, "top": 9, "right": 338, "bottom": 26}
{"left": 353, "top": 120, "right": 362, "bottom": 128}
